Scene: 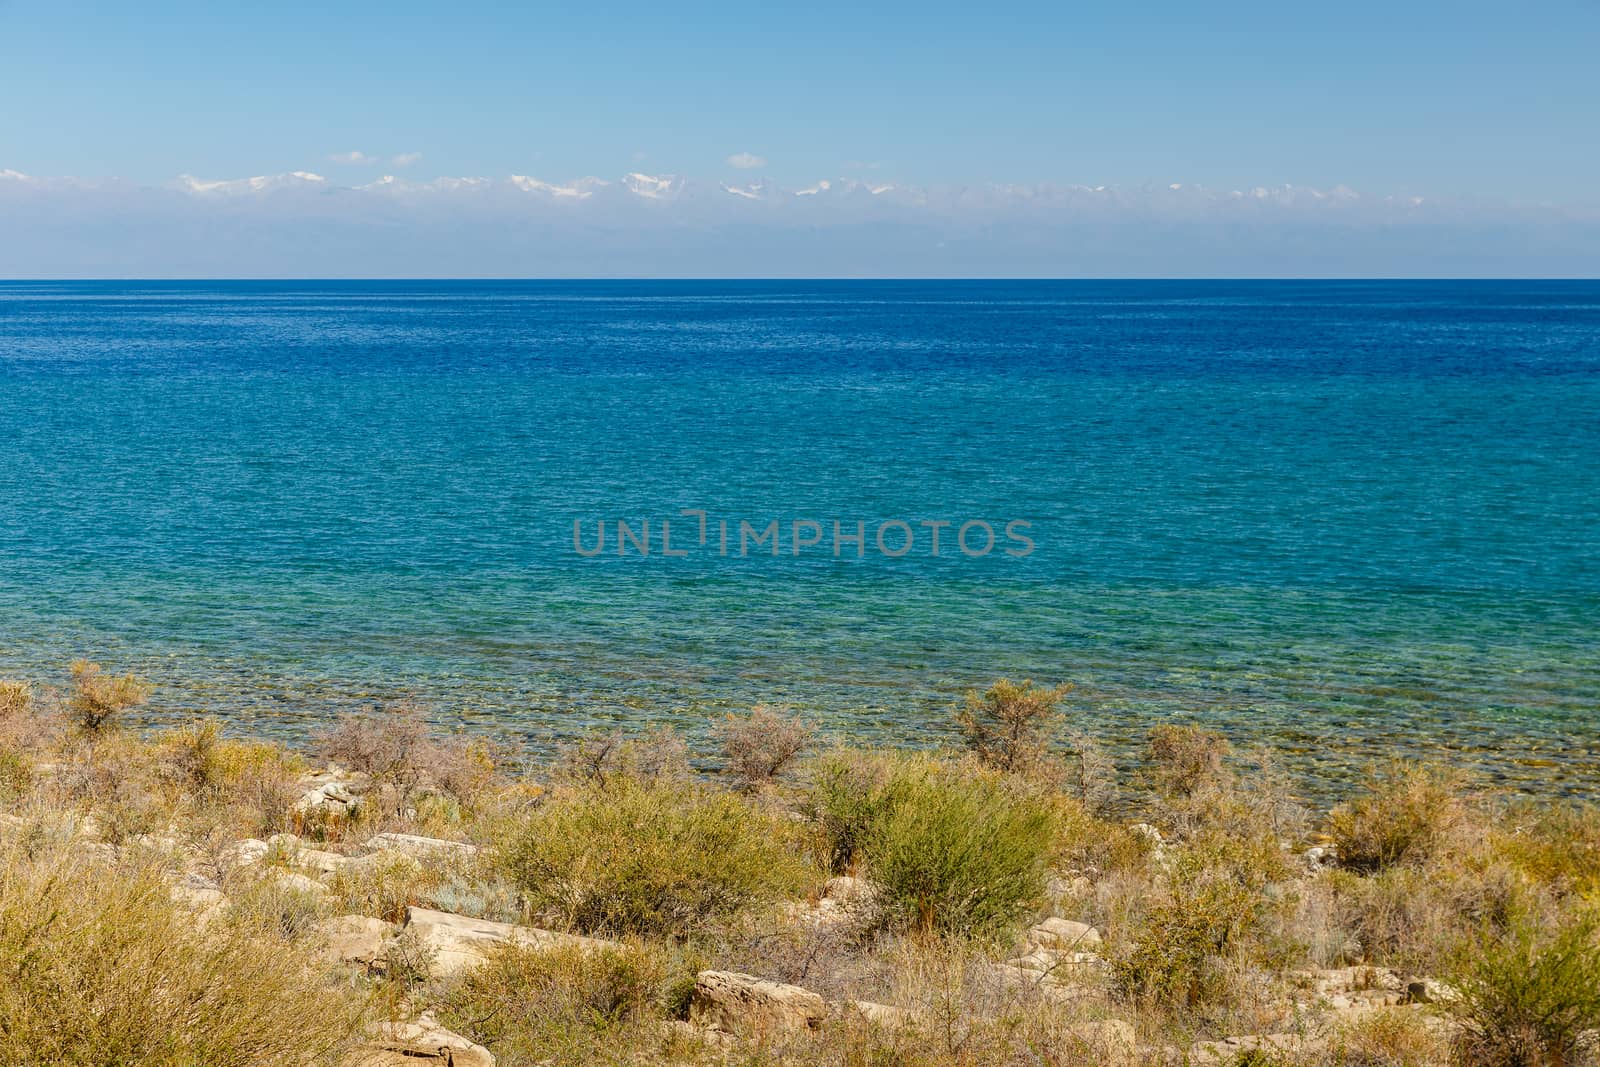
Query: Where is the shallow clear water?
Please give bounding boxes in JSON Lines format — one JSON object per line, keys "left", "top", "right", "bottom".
{"left": 1, "top": 280, "right": 1596, "bottom": 797}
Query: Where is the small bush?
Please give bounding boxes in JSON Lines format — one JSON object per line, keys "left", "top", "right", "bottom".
{"left": 955, "top": 678, "right": 1070, "bottom": 775}
{"left": 1110, "top": 833, "right": 1291, "bottom": 1008}
{"left": 1146, "top": 723, "right": 1231, "bottom": 799}
{"left": 1493, "top": 800, "right": 1600, "bottom": 898}
{"left": 808, "top": 748, "right": 898, "bottom": 874}
{"left": 1063, "top": 729, "right": 1118, "bottom": 814}
{"left": 852, "top": 758, "right": 1053, "bottom": 939}
{"left": 717, "top": 704, "right": 813, "bottom": 792}
{"left": 315, "top": 700, "right": 430, "bottom": 792}
{"left": 1448, "top": 909, "right": 1600, "bottom": 1067}
{"left": 553, "top": 726, "right": 691, "bottom": 790}
{"left": 1325, "top": 1007, "right": 1451, "bottom": 1067}
{"left": 0, "top": 840, "right": 365, "bottom": 1065}
{"left": 439, "top": 941, "right": 672, "bottom": 1064}
{"left": 0, "top": 744, "right": 32, "bottom": 804}
{"left": 501, "top": 776, "right": 817, "bottom": 937}
{"left": 0, "top": 678, "right": 32, "bottom": 718}
{"left": 1327, "top": 764, "right": 1463, "bottom": 874}
{"left": 67, "top": 659, "right": 150, "bottom": 734}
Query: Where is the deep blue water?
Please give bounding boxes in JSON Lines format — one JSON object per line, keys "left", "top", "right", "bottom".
{"left": 1, "top": 280, "right": 1597, "bottom": 795}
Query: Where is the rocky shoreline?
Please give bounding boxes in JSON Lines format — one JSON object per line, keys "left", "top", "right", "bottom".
{"left": 0, "top": 668, "right": 1596, "bottom": 1066}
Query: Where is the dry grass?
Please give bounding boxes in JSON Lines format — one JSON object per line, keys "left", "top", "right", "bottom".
{"left": 1325, "top": 763, "right": 1465, "bottom": 874}
{"left": 0, "top": 836, "right": 366, "bottom": 1065}
{"left": 2, "top": 664, "right": 1600, "bottom": 1067}
{"left": 438, "top": 940, "right": 680, "bottom": 1066}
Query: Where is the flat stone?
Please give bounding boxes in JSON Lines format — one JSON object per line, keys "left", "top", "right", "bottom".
{"left": 271, "top": 869, "right": 332, "bottom": 899}
{"left": 321, "top": 914, "right": 397, "bottom": 969}
{"left": 1028, "top": 917, "right": 1103, "bottom": 950}
{"left": 689, "top": 971, "right": 827, "bottom": 1036}
{"left": 296, "top": 782, "right": 361, "bottom": 816}
{"left": 365, "top": 832, "right": 478, "bottom": 859}
{"left": 1068, "top": 1019, "right": 1138, "bottom": 1066}
{"left": 1189, "top": 1033, "right": 1322, "bottom": 1066}
{"left": 404, "top": 906, "right": 615, "bottom": 978}
{"left": 346, "top": 1016, "right": 493, "bottom": 1067}
{"left": 222, "top": 838, "right": 270, "bottom": 871}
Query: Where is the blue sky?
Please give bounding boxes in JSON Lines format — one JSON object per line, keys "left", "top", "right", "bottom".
{"left": 2, "top": 0, "right": 1598, "bottom": 275}
{"left": 5, "top": 0, "right": 1597, "bottom": 197}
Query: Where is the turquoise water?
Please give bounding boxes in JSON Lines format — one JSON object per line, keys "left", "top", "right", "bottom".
{"left": 1, "top": 281, "right": 1596, "bottom": 796}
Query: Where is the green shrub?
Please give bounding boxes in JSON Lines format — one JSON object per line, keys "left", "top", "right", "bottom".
{"left": 1110, "top": 834, "right": 1291, "bottom": 1008}
{"left": 0, "top": 744, "right": 32, "bottom": 803}
{"left": 1493, "top": 800, "right": 1600, "bottom": 898}
{"left": 1327, "top": 764, "right": 1463, "bottom": 874}
{"left": 501, "top": 776, "right": 817, "bottom": 937}
{"left": 845, "top": 757, "right": 1053, "bottom": 939}
{"left": 0, "top": 840, "right": 365, "bottom": 1065}
{"left": 1145, "top": 723, "right": 1231, "bottom": 799}
{"left": 438, "top": 940, "right": 673, "bottom": 1065}
{"left": 955, "top": 678, "right": 1070, "bottom": 775}
{"left": 1448, "top": 909, "right": 1600, "bottom": 1067}
{"left": 808, "top": 748, "right": 899, "bottom": 874}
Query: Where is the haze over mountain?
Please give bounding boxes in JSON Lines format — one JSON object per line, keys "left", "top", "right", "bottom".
{"left": 3, "top": 167, "right": 1593, "bottom": 277}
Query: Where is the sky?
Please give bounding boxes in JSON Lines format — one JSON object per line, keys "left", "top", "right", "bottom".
{"left": 2, "top": 0, "right": 1598, "bottom": 276}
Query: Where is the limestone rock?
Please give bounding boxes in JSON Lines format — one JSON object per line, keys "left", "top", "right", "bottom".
{"left": 1069, "top": 1019, "right": 1138, "bottom": 1066}
{"left": 689, "top": 970, "right": 827, "bottom": 1037}
{"left": 271, "top": 868, "right": 332, "bottom": 899}
{"left": 365, "top": 832, "right": 479, "bottom": 859}
{"left": 347, "top": 1015, "right": 493, "bottom": 1067}
{"left": 321, "top": 914, "right": 397, "bottom": 970}
{"left": 1028, "top": 917, "right": 1103, "bottom": 951}
{"left": 843, "top": 1000, "right": 923, "bottom": 1030}
{"left": 403, "top": 906, "right": 615, "bottom": 978}
{"left": 295, "top": 781, "right": 361, "bottom": 818}
{"left": 169, "top": 875, "right": 227, "bottom": 923}
{"left": 1189, "top": 1033, "right": 1322, "bottom": 1066}
{"left": 222, "top": 838, "right": 270, "bottom": 872}
{"left": 1403, "top": 977, "right": 1459, "bottom": 1005}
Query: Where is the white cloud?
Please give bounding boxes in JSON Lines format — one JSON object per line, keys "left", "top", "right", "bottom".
{"left": 726, "top": 152, "right": 766, "bottom": 170}
{"left": 392, "top": 152, "right": 423, "bottom": 168}
{"left": 329, "top": 151, "right": 377, "bottom": 166}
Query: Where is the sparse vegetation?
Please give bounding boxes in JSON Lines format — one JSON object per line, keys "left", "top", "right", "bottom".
{"left": 1326, "top": 763, "right": 1464, "bottom": 874}
{"left": 1448, "top": 908, "right": 1600, "bottom": 1067}
{"left": 0, "top": 838, "right": 364, "bottom": 1065}
{"left": 439, "top": 941, "right": 676, "bottom": 1064}
{"left": 716, "top": 704, "right": 814, "bottom": 792}
{"left": 501, "top": 774, "right": 819, "bottom": 936}
{"left": 955, "top": 678, "right": 1070, "bottom": 775}
{"left": 0, "top": 663, "right": 1594, "bottom": 1067}
{"left": 1146, "top": 723, "right": 1232, "bottom": 798}
{"left": 66, "top": 659, "right": 151, "bottom": 734}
